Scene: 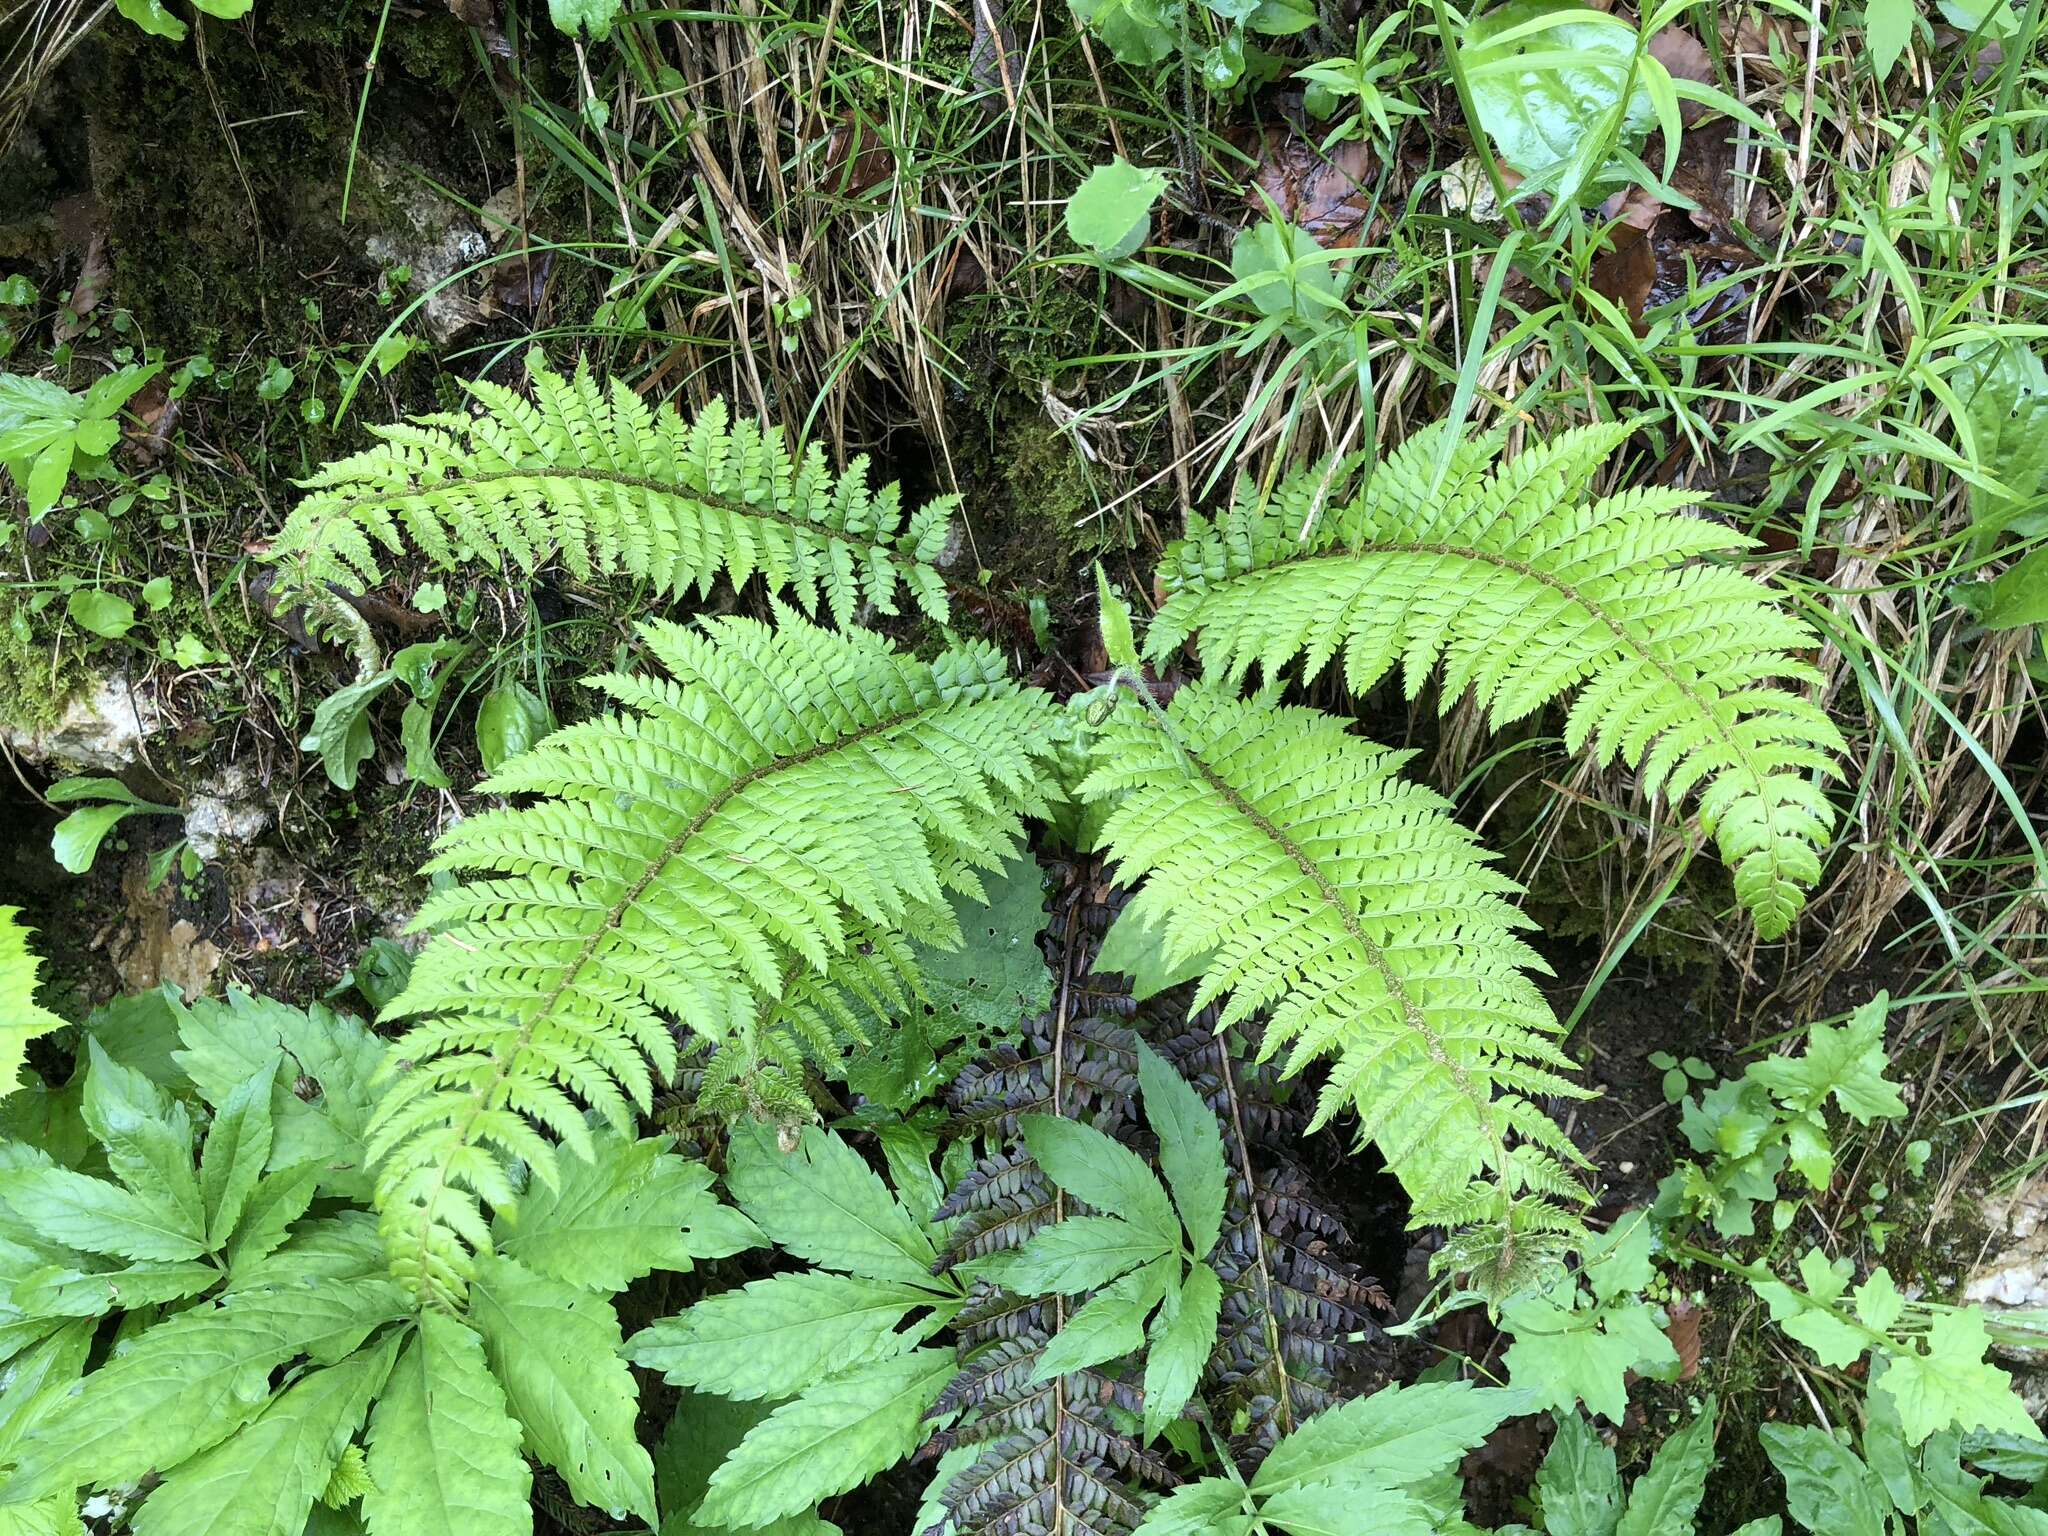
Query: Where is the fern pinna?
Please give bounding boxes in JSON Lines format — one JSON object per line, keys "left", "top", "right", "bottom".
{"left": 1079, "top": 680, "right": 1590, "bottom": 1298}
{"left": 1145, "top": 422, "right": 1845, "bottom": 938}
{"left": 263, "top": 355, "right": 954, "bottom": 658}
{"left": 369, "top": 610, "right": 1057, "bottom": 1304}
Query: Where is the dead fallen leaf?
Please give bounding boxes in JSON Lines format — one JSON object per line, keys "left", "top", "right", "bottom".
{"left": 446, "top": 0, "right": 494, "bottom": 21}
{"left": 492, "top": 248, "right": 552, "bottom": 313}
{"left": 55, "top": 228, "right": 109, "bottom": 344}
{"left": 1665, "top": 1298, "right": 1704, "bottom": 1381}
{"left": 1649, "top": 24, "right": 1713, "bottom": 124}
{"left": 823, "top": 118, "right": 893, "bottom": 199}
{"left": 122, "top": 373, "right": 179, "bottom": 467}
{"left": 1242, "top": 128, "right": 1383, "bottom": 248}
{"left": 969, "top": 0, "right": 1022, "bottom": 118}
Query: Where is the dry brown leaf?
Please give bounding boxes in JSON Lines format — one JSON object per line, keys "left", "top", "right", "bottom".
{"left": 1665, "top": 1298, "right": 1704, "bottom": 1381}
{"left": 55, "top": 229, "right": 109, "bottom": 344}
{"left": 1649, "top": 25, "right": 1713, "bottom": 124}
{"left": 1243, "top": 131, "right": 1382, "bottom": 247}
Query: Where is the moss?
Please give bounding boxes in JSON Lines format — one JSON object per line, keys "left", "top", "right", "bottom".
{"left": 0, "top": 589, "right": 89, "bottom": 736}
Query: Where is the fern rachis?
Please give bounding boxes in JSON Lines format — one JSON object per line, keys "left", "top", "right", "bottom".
{"left": 369, "top": 611, "right": 1058, "bottom": 1304}
{"left": 1145, "top": 422, "right": 1846, "bottom": 937}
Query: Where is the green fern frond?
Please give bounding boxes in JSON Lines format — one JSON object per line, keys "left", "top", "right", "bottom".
{"left": 1146, "top": 422, "right": 1846, "bottom": 937}
{"left": 1078, "top": 684, "right": 1590, "bottom": 1288}
{"left": 264, "top": 355, "right": 954, "bottom": 657}
{"left": 2, "top": 905, "right": 66, "bottom": 1105}
{"left": 368, "top": 610, "right": 1058, "bottom": 1306}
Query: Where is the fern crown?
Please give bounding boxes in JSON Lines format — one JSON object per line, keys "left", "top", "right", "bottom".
{"left": 369, "top": 609, "right": 1058, "bottom": 1305}
{"left": 264, "top": 355, "right": 954, "bottom": 660}
{"left": 1146, "top": 422, "right": 1846, "bottom": 937}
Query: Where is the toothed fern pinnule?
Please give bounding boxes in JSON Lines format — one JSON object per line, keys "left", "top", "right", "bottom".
{"left": 264, "top": 356, "right": 953, "bottom": 655}
{"left": 1080, "top": 684, "right": 1589, "bottom": 1296}
{"left": 2, "top": 906, "right": 65, "bottom": 1104}
{"left": 369, "top": 611, "right": 1058, "bottom": 1304}
{"left": 1147, "top": 423, "right": 1845, "bottom": 937}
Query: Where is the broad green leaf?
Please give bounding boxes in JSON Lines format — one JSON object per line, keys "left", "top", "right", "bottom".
{"left": 1583, "top": 1211, "right": 1655, "bottom": 1305}
{"left": 1502, "top": 1284, "right": 1678, "bottom": 1421}
{"left": 1252, "top": 1381, "right": 1527, "bottom": 1496}
{"left": 467, "top": 1252, "right": 656, "bottom": 1523}
{"left": 1069, "top": 163, "right": 1167, "bottom": 262}
{"left": 1878, "top": 1308, "right": 2043, "bottom": 1446}
{"left": 26, "top": 440, "right": 73, "bottom": 520}
{"left": 78, "top": 363, "right": 160, "bottom": 420}
{"left": 11, "top": 1258, "right": 217, "bottom": 1317}
{"left": 64, "top": 589, "right": 135, "bottom": 641}
{"left": 1758, "top": 1423, "right": 1888, "bottom": 1535}
{"left": 1538, "top": 1411, "right": 1623, "bottom": 1536}
{"left": 1136, "top": 1041, "right": 1226, "bottom": 1257}
{"left": 693, "top": 1348, "right": 953, "bottom": 1529}
{"left": 1069, "top": 0, "right": 1179, "bottom": 65}
{"left": 1144, "top": 1261, "right": 1222, "bottom": 1439}
{"left": 475, "top": 682, "right": 554, "bottom": 773}
{"left": 1459, "top": 0, "right": 1655, "bottom": 198}
{"left": 1865, "top": 0, "right": 1914, "bottom": 77}
{"left": 1132, "top": 1477, "right": 1257, "bottom": 1536}
{"left": 1752, "top": 1270, "right": 1869, "bottom": 1371}
{"left": 113, "top": 0, "right": 189, "bottom": 37}
{"left": 725, "top": 1123, "right": 936, "bottom": 1286}
{"left": 132, "top": 1333, "right": 399, "bottom": 1536}
{"left": 548, "top": 0, "right": 621, "bottom": 37}
{"left": 50, "top": 802, "right": 147, "bottom": 875}
{"left": 302, "top": 671, "right": 396, "bottom": 791}
{"left": 1615, "top": 1396, "right": 1716, "bottom": 1536}
{"left": 1854, "top": 1268, "right": 1904, "bottom": 1333}
{"left": 175, "top": 992, "right": 385, "bottom": 1199}
{"left": 224, "top": 1163, "right": 322, "bottom": 1280}
{"left": 1036, "top": 1263, "right": 1169, "bottom": 1381}
{"left": 1020, "top": 1113, "right": 1179, "bottom": 1243}
{"left": 199, "top": 1054, "right": 278, "bottom": 1246}
{"left": 628, "top": 1272, "right": 940, "bottom": 1400}
{"left": 1749, "top": 996, "right": 1906, "bottom": 1124}
{"left": 495, "top": 1131, "right": 760, "bottom": 1293}
{"left": 0, "top": 1319, "right": 92, "bottom": 1461}
{"left": 1260, "top": 1481, "right": 1433, "bottom": 1535}
{"left": 653, "top": 1391, "right": 839, "bottom": 1536}
{"left": 5, "top": 1276, "right": 406, "bottom": 1499}
{"left": 363, "top": 1312, "right": 532, "bottom": 1536}
{"left": 0, "top": 1164, "right": 205, "bottom": 1261}
{"left": 1961, "top": 546, "right": 2048, "bottom": 632}
{"left": 0, "top": 908, "right": 66, "bottom": 1107}
{"left": 988, "top": 1213, "right": 1173, "bottom": 1294}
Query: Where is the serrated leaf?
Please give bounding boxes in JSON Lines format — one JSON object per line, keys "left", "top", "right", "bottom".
{"left": 0, "top": 1319, "right": 92, "bottom": 1462}
{"left": 363, "top": 1312, "right": 533, "bottom": 1536}
{"left": 1750, "top": 996, "right": 1907, "bottom": 1125}
{"left": 1133, "top": 1476, "right": 1257, "bottom": 1536}
{"left": 654, "top": 1392, "right": 839, "bottom": 1536}
{"left": 467, "top": 1252, "right": 656, "bottom": 1523}
{"left": 200, "top": 1054, "right": 278, "bottom": 1247}
{"left": 987, "top": 1213, "right": 1173, "bottom": 1294}
{"left": 1538, "top": 1411, "right": 1623, "bottom": 1536}
{"left": 1854, "top": 1269, "right": 1904, "bottom": 1334}
{"left": 80, "top": 1038, "right": 202, "bottom": 1234}
{"left": 5, "top": 1277, "right": 406, "bottom": 1500}
{"left": 1584, "top": 1212, "right": 1656, "bottom": 1305}
{"left": 1144, "top": 1261, "right": 1222, "bottom": 1439}
{"left": 0, "top": 908, "right": 67, "bottom": 1107}
{"left": 1503, "top": 1285, "right": 1678, "bottom": 1422}
{"left": 725, "top": 1123, "right": 935, "bottom": 1286}
{"left": 1020, "top": 1113, "right": 1178, "bottom": 1243}
{"left": 132, "top": 1332, "right": 399, "bottom": 1536}
{"left": 1752, "top": 1275, "right": 1868, "bottom": 1371}
{"left": 1758, "top": 1422, "right": 1888, "bottom": 1535}
{"left": 628, "top": 1272, "right": 940, "bottom": 1401}
{"left": 1036, "top": 1262, "right": 1170, "bottom": 1381}
{"left": 11, "top": 1258, "right": 218, "bottom": 1317}
{"left": 1252, "top": 1381, "right": 1528, "bottom": 1496}
{"left": 693, "top": 1348, "right": 953, "bottom": 1529}
{"left": 1136, "top": 1041, "right": 1226, "bottom": 1257}
{"left": 175, "top": 992, "right": 385, "bottom": 1200}
{"left": 0, "top": 1165, "right": 206, "bottom": 1261}
{"left": 1878, "top": 1309, "right": 2043, "bottom": 1447}
{"left": 1616, "top": 1396, "right": 1716, "bottom": 1536}
{"left": 494, "top": 1131, "right": 761, "bottom": 1293}
{"left": 224, "top": 1162, "right": 323, "bottom": 1281}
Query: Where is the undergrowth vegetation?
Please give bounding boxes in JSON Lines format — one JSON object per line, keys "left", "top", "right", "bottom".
{"left": 3, "top": 0, "right": 2048, "bottom": 1532}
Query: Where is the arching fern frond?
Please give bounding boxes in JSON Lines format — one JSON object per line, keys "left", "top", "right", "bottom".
{"left": 368, "top": 610, "right": 1057, "bottom": 1306}
{"left": 2, "top": 905, "right": 66, "bottom": 1105}
{"left": 264, "top": 355, "right": 954, "bottom": 657}
{"left": 1079, "top": 684, "right": 1590, "bottom": 1299}
{"left": 1146, "top": 422, "right": 1845, "bottom": 937}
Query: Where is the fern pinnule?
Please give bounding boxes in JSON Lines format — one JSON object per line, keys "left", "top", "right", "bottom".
{"left": 369, "top": 610, "right": 1057, "bottom": 1305}
{"left": 265, "top": 355, "right": 953, "bottom": 659}
{"left": 1080, "top": 683, "right": 1590, "bottom": 1293}
{"left": 1145, "top": 422, "right": 1845, "bottom": 938}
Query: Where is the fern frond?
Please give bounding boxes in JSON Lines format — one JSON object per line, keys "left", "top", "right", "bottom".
{"left": 369, "top": 610, "right": 1057, "bottom": 1306}
{"left": 2, "top": 906, "right": 66, "bottom": 1105}
{"left": 264, "top": 356, "right": 953, "bottom": 656}
{"left": 1146, "top": 422, "right": 1846, "bottom": 937}
{"left": 1079, "top": 684, "right": 1591, "bottom": 1291}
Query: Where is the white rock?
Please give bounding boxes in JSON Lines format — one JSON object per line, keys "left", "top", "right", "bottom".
{"left": 363, "top": 174, "right": 488, "bottom": 345}
{"left": 1, "top": 674, "right": 161, "bottom": 770}
{"left": 182, "top": 761, "right": 271, "bottom": 862}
